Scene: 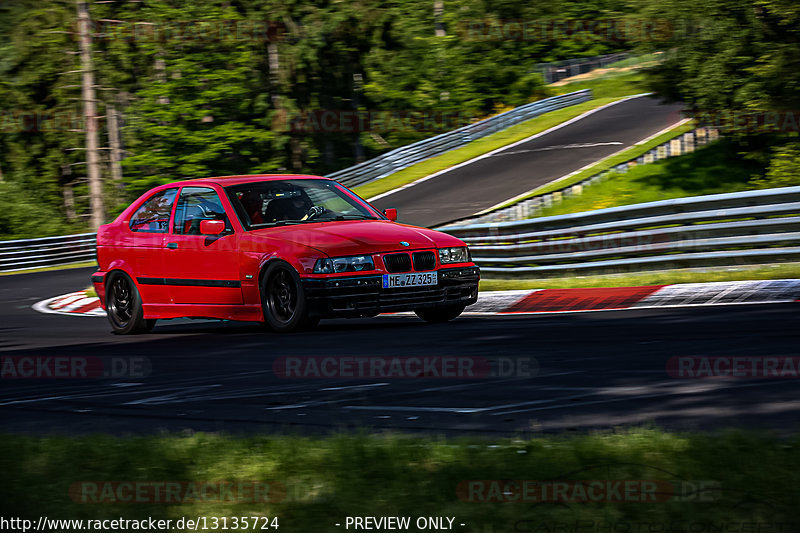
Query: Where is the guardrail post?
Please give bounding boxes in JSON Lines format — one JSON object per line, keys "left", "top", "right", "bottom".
{"left": 684, "top": 132, "right": 695, "bottom": 153}
{"left": 670, "top": 138, "right": 682, "bottom": 157}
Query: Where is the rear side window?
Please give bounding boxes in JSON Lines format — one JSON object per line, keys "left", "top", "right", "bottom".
{"left": 129, "top": 188, "right": 178, "bottom": 233}
{"left": 173, "top": 187, "right": 231, "bottom": 235}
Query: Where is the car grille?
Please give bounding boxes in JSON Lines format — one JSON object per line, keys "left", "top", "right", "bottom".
{"left": 314, "top": 284, "right": 476, "bottom": 313}
{"left": 302, "top": 267, "right": 480, "bottom": 317}
{"left": 412, "top": 251, "right": 436, "bottom": 271}
{"left": 384, "top": 253, "right": 412, "bottom": 273}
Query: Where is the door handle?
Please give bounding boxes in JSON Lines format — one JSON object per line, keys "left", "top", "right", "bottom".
{"left": 166, "top": 242, "right": 178, "bottom": 249}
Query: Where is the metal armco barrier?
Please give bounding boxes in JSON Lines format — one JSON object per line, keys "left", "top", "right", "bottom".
{"left": 2, "top": 187, "right": 797, "bottom": 277}
{"left": 0, "top": 233, "right": 96, "bottom": 272}
{"left": 536, "top": 52, "right": 630, "bottom": 84}
{"left": 442, "top": 187, "right": 800, "bottom": 277}
{"left": 328, "top": 90, "right": 592, "bottom": 188}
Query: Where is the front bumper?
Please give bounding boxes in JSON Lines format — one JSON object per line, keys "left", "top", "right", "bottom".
{"left": 302, "top": 266, "right": 479, "bottom": 318}
{"left": 91, "top": 272, "right": 107, "bottom": 308}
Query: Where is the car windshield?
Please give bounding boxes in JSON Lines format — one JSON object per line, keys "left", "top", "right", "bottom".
{"left": 225, "top": 179, "right": 380, "bottom": 230}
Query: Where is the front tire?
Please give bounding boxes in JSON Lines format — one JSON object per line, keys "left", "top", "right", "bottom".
{"left": 106, "top": 271, "right": 152, "bottom": 335}
{"left": 261, "top": 261, "right": 310, "bottom": 333}
{"left": 415, "top": 304, "right": 466, "bottom": 323}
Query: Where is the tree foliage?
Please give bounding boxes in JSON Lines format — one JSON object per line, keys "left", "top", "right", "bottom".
{"left": 0, "top": 0, "right": 637, "bottom": 236}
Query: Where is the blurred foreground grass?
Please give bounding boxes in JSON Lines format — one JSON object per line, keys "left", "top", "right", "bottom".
{"left": 1, "top": 429, "right": 798, "bottom": 531}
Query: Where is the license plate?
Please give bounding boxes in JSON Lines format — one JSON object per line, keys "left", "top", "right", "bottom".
{"left": 382, "top": 272, "right": 437, "bottom": 288}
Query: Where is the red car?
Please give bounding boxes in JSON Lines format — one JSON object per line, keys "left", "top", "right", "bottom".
{"left": 91, "top": 175, "right": 480, "bottom": 333}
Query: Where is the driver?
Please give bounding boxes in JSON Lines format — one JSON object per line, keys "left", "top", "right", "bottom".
{"left": 263, "top": 190, "right": 315, "bottom": 222}
{"left": 240, "top": 192, "right": 264, "bottom": 225}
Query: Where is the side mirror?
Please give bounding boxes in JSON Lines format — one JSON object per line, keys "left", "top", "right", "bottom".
{"left": 200, "top": 219, "right": 226, "bottom": 235}
{"left": 383, "top": 208, "right": 398, "bottom": 221}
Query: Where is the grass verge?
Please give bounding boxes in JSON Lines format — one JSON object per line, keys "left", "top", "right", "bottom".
{"left": 352, "top": 72, "right": 649, "bottom": 200}
{"left": 479, "top": 263, "right": 800, "bottom": 291}
{"left": 550, "top": 70, "right": 648, "bottom": 99}
{"left": 1, "top": 429, "right": 798, "bottom": 529}
{"left": 533, "top": 138, "right": 760, "bottom": 217}
{"left": 490, "top": 120, "right": 695, "bottom": 209}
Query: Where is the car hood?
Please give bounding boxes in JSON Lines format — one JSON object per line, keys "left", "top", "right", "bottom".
{"left": 249, "top": 219, "right": 465, "bottom": 256}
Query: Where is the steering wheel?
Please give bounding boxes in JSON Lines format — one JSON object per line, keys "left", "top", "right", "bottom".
{"left": 302, "top": 205, "right": 326, "bottom": 221}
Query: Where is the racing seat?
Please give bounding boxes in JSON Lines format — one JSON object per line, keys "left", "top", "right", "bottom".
{"left": 264, "top": 198, "right": 305, "bottom": 222}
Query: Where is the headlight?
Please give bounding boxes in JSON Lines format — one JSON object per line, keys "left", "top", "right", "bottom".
{"left": 313, "top": 255, "right": 375, "bottom": 273}
{"left": 438, "top": 246, "right": 470, "bottom": 264}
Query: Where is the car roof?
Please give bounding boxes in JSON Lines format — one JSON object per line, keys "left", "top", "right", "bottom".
{"left": 171, "top": 174, "right": 332, "bottom": 187}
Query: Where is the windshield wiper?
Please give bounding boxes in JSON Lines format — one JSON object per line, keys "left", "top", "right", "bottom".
{"left": 319, "top": 215, "right": 378, "bottom": 221}
{"left": 250, "top": 220, "right": 311, "bottom": 228}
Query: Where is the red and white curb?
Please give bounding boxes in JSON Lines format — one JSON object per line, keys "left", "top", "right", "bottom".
{"left": 32, "top": 279, "right": 800, "bottom": 318}
{"left": 482, "top": 279, "right": 800, "bottom": 315}
{"left": 32, "top": 290, "right": 105, "bottom": 317}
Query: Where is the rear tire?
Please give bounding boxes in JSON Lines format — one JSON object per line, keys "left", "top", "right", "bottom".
{"left": 414, "top": 304, "right": 466, "bottom": 323}
{"left": 261, "top": 261, "right": 309, "bottom": 332}
{"left": 106, "top": 271, "right": 151, "bottom": 335}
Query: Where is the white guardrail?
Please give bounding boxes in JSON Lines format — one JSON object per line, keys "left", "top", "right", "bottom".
{"left": 0, "top": 233, "right": 96, "bottom": 272}
{"left": 329, "top": 90, "right": 592, "bottom": 188}
{"left": 2, "top": 187, "right": 798, "bottom": 276}
{"left": 440, "top": 187, "right": 800, "bottom": 277}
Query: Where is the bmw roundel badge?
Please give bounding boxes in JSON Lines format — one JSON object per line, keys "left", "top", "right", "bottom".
{"left": 400, "top": 241, "right": 410, "bottom": 247}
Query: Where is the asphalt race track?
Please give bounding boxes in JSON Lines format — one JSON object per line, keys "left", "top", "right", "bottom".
{"left": 2, "top": 267, "right": 798, "bottom": 436}
{"left": 372, "top": 95, "right": 685, "bottom": 227}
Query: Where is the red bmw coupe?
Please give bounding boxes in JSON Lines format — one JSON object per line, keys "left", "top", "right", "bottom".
{"left": 91, "top": 175, "right": 480, "bottom": 333}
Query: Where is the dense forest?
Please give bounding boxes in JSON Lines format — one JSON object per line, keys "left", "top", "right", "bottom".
{"left": 0, "top": 0, "right": 798, "bottom": 237}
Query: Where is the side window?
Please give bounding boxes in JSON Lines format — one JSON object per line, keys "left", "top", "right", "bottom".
{"left": 129, "top": 188, "right": 178, "bottom": 233}
{"left": 173, "top": 187, "right": 231, "bottom": 235}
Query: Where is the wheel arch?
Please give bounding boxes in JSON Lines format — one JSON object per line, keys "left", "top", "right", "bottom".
{"left": 257, "top": 255, "right": 304, "bottom": 289}
{"left": 104, "top": 259, "right": 137, "bottom": 284}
